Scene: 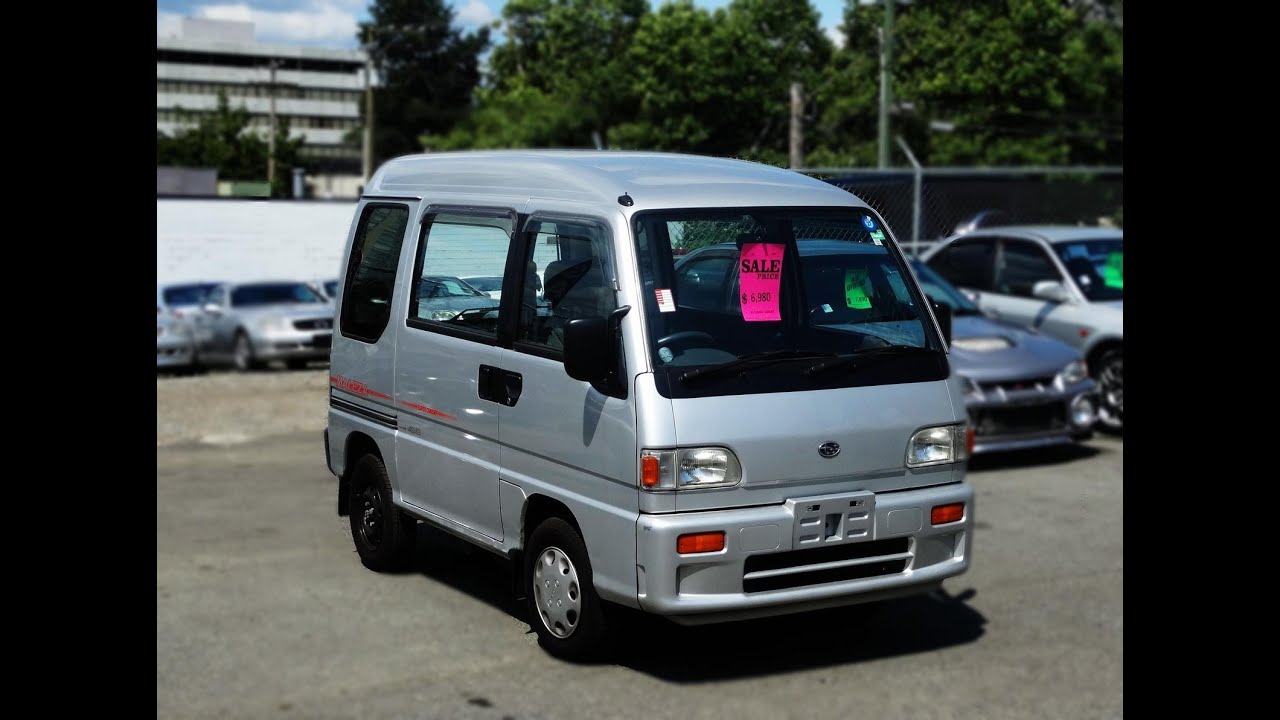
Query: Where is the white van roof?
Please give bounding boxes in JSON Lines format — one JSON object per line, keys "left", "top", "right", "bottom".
{"left": 365, "top": 150, "right": 866, "bottom": 212}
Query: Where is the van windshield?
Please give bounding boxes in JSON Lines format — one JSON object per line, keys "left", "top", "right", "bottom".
{"left": 634, "top": 208, "right": 949, "bottom": 399}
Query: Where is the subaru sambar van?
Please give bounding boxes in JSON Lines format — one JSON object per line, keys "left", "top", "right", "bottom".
{"left": 324, "top": 150, "right": 974, "bottom": 660}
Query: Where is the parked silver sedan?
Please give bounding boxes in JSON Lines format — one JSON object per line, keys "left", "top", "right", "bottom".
{"left": 921, "top": 225, "right": 1122, "bottom": 432}
{"left": 197, "top": 280, "right": 335, "bottom": 371}
{"left": 157, "top": 307, "right": 197, "bottom": 374}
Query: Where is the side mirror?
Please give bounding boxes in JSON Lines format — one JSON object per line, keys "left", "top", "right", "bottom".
{"left": 929, "top": 298, "right": 953, "bottom": 346}
{"left": 563, "top": 306, "right": 630, "bottom": 398}
{"left": 1032, "top": 280, "right": 1071, "bottom": 303}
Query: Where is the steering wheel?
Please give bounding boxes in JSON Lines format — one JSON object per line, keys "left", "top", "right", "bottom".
{"left": 655, "top": 330, "right": 715, "bottom": 348}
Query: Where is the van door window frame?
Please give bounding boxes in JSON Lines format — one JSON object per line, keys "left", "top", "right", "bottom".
{"left": 405, "top": 204, "right": 523, "bottom": 347}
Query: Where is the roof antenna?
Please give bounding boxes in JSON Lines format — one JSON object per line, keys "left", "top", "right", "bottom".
{"left": 617, "top": 192, "right": 634, "bottom": 207}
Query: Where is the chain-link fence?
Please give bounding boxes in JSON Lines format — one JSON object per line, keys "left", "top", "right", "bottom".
{"left": 802, "top": 167, "right": 1123, "bottom": 256}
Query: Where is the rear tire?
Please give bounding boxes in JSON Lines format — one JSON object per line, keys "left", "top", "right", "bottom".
{"left": 524, "top": 517, "right": 609, "bottom": 661}
{"left": 347, "top": 454, "right": 416, "bottom": 571}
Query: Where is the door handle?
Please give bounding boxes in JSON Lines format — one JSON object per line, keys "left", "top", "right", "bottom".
{"left": 478, "top": 365, "right": 523, "bottom": 406}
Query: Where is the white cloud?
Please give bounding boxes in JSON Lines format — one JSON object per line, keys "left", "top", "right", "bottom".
{"left": 455, "top": 0, "right": 496, "bottom": 26}
{"left": 157, "top": 11, "right": 184, "bottom": 39}
{"left": 172, "top": 2, "right": 362, "bottom": 46}
{"left": 825, "top": 25, "right": 845, "bottom": 49}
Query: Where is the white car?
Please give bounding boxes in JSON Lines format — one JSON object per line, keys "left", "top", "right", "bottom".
{"left": 921, "top": 225, "right": 1122, "bottom": 432}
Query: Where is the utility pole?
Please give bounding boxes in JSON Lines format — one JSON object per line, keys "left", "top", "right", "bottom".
{"left": 789, "top": 82, "right": 804, "bottom": 169}
{"left": 268, "top": 59, "right": 278, "bottom": 188}
{"left": 362, "top": 26, "right": 374, "bottom": 183}
{"left": 877, "top": 0, "right": 895, "bottom": 169}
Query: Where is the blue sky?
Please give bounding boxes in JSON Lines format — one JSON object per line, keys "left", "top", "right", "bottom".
{"left": 156, "top": 1, "right": 850, "bottom": 48}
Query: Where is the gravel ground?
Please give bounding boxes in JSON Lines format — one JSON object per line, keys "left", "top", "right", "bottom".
{"left": 157, "top": 368, "right": 330, "bottom": 447}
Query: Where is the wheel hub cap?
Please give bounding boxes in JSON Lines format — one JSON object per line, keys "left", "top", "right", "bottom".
{"left": 533, "top": 546, "right": 581, "bottom": 639}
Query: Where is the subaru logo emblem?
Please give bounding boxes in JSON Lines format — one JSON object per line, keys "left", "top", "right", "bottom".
{"left": 818, "top": 442, "right": 841, "bottom": 458}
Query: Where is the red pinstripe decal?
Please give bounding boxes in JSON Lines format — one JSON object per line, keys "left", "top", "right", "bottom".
{"left": 329, "top": 375, "right": 390, "bottom": 400}
{"left": 399, "top": 400, "right": 456, "bottom": 421}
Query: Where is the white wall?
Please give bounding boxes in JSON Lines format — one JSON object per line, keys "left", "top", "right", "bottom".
{"left": 157, "top": 199, "right": 358, "bottom": 285}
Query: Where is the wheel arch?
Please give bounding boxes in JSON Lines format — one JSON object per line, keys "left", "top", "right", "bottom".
{"left": 338, "top": 431, "right": 383, "bottom": 517}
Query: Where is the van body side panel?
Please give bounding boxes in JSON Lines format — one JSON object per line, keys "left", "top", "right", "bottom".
{"left": 327, "top": 199, "right": 416, "bottom": 486}
{"left": 394, "top": 329, "right": 505, "bottom": 542}
{"left": 669, "top": 379, "right": 963, "bottom": 512}
{"left": 496, "top": 349, "right": 640, "bottom": 605}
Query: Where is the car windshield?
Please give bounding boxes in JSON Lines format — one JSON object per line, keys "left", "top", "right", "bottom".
{"left": 163, "top": 283, "right": 219, "bottom": 307}
{"left": 635, "top": 209, "right": 948, "bottom": 398}
{"left": 908, "top": 260, "right": 982, "bottom": 316}
{"left": 231, "top": 283, "right": 326, "bottom": 307}
{"left": 1053, "top": 237, "right": 1123, "bottom": 301}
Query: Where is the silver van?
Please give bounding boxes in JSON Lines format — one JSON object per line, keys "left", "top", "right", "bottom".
{"left": 324, "top": 151, "right": 974, "bottom": 660}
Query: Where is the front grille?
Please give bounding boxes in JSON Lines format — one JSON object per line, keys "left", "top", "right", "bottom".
{"left": 973, "top": 402, "right": 1067, "bottom": 436}
{"left": 294, "top": 318, "right": 333, "bottom": 330}
{"left": 742, "top": 537, "right": 909, "bottom": 593}
{"left": 308, "top": 334, "right": 332, "bottom": 348}
{"left": 978, "top": 375, "right": 1055, "bottom": 394}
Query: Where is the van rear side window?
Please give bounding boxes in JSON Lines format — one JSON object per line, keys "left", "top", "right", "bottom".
{"left": 340, "top": 204, "right": 410, "bottom": 342}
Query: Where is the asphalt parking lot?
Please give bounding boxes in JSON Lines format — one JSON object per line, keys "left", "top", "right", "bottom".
{"left": 157, "top": 371, "right": 1122, "bottom": 720}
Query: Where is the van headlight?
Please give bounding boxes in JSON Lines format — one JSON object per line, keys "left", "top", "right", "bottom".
{"left": 906, "top": 424, "right": 968, "bottom": 468}
{"left": 640, "top": 447, "right": 742, "bottom": 490}
{"left": 1057, "top": 359, "right": 1088, "bottom": 386}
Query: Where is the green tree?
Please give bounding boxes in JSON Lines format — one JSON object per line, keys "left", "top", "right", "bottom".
{"left": 361, "top": 0, "right": 491, "bottom": 163}
{"left": 817, "top": 0, "right": 1122, "bottom": 166}
{"left": 612, "top": 0, "right": 831, "bottom": 162}
{"left": 156, "top": 91, "right": 304, "bottom": 198}
{"left": 431, "top": 0, "right": 646, "bottom": 150}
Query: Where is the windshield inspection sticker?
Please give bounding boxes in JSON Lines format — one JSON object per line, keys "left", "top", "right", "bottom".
{"left": 861, "top": 215, "right": 877, "bottom": 231}
{"left": 869, "top": 229, "right": 886, "bottom": 245}
{"left": 1102, "top": 252, "right": 1123, "bottom": 288}
{"left": 844, "top": 268, "right": 873, "bottom": 309}
{"left": 739, "top": 243, "right": 785, "bottom": 321}
{"left": 655, "top": 288, "right": 676, "bottom": 312}
{"left": 658, "top": 346, "right": 674, "bottom": 363}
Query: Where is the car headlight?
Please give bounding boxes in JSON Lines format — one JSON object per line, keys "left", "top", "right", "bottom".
{"left": 429, "top": 309, "right": 460, "bottom": 321}
{"left": 639, "top": 447, "right": 743, "bottom": 490}
{"left": 1057, "top": 359, "right": 1088, "bottom": 386}
{"left": 906, "top": 424, "right": 968, "bottom": 468}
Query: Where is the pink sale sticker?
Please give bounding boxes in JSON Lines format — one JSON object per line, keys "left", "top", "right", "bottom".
{"left": 739, "top": 243, "right": 785, "bottom": 322}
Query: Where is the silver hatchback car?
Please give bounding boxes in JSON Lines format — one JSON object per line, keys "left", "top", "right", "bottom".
{"left": 196, "top": 280, "right": 335, "bottom": 371}
{"left": 921, "top": 226, "right": 1122, "bottom": 432}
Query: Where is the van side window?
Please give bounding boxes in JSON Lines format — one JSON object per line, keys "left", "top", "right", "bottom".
{"left": 340, "top": 204, "right": 409, "bottom": 342}
{"left": 515, "top": 219, "right": 616, "bottom": 354}
{"left": 411, "top": 213, "right": 514, "bottom": 338}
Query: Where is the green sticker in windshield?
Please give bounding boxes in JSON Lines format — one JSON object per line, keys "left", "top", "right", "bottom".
{"left": 845, "top": 269, "right": 872, "bottom": 309}
{"left": 1102, "top": 252, "right": 1123, "bottom": 288}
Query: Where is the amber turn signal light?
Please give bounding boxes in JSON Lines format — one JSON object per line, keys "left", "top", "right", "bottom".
{"left": 931, "top": 503, "right": 965, "bottom": 525}
{"left": 677, "top": 531, "right": 725, "bottom": 554}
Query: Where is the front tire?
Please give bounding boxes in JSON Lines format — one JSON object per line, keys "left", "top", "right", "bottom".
{"left": 1095, "top": 348, "right": 1123, "bottom": 434}
{"left": 347, "top": 454, "right": 416, "bottom": 571}
{"left": 525, "top": 517, "right": 609, "bottom": 661}
{"left": 232, "top": 331, "right": 260, "bottom": 372}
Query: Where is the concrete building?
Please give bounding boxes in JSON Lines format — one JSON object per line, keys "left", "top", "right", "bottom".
{"left": 157, "top": 17, "right": 370, "bottom": 199}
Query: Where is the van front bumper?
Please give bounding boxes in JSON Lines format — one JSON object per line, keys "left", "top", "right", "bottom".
{"left": 635, "top": 481, "right": 972, "bottom": 625}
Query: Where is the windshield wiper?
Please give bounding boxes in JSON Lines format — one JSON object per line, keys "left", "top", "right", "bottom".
{"left": 679, "top": 350, "right": 837, "bottom": 383}
{"left": 805, "top": 345, "right": 939, "bottom": 376}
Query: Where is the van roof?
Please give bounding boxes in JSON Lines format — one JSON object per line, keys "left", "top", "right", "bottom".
{"left": 366, "top": 150, "right": 866, "bottom": 212}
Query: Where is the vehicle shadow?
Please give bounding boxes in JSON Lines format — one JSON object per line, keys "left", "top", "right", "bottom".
{"left": 968, "top": 442, "right": 1102, "bottom": 472}
{"left": 399, "top": 525, "right": 986, "bottom": 678}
